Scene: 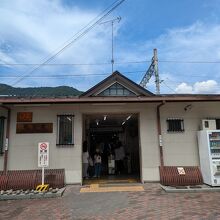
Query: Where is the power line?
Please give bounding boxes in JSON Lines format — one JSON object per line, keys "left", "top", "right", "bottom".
{"left": 0, "top": 62, "right": 111, "bottom": 66}
{"left": 161, "top": 81, "right": 177, "bottom": 94}
{"left": 160, "top": 60, "right": 220, "bottom": 64}
{"left": 5, "top": 0, "right": 126, "bottom": 90}
{"left": 0, "top": 60, "right": 151, "bottom": 66}
{"left": 0, "top": 73, "right": 109, "bottom": 78}
{"left": 0, "top": 71, "right": 218, "bottom": 80}
{"left": 165, "top": 77, "right": 201, "bottom": 85}
{"left": 0, "top": 70, "right": 145, "bottom": 78}
{"left": 2, "top": 59, "right": 220, "bottom": 66}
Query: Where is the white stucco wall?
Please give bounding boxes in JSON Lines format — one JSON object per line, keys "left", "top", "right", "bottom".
{"left": 2, "top": 101, "right": 220, "bottom": 184}
{"left": 7, "top": 105, "right": 83, "bottom": 184}
{"left": 160, "top": 102, "right": 220, "bottom": 167}
{"left": 2, "top": 103, "right": 161, "bottom": 183}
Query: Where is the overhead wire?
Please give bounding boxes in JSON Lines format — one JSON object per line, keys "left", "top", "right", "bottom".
{"left": 160, "top": 81, "right": 177, "bottom": 94}
{"left": 0, "top": 69, "right": 218, "bottom": 93}
{"left": 3, "top": 0, "right": 126, "bottom": 91}
{"left": 2, "top": 59, "right": 220, "bottom": 66}
{"left": 0, "top": 71, "right": 219, "bottom": 94}
{"left": 159, "top": 60, "right": 220, "bottom": 64}
{"left": 0, "top": 70, "right": 145, "bottom": 78}
{"left": 0, "top": 62, "right": 111, "bottom": 66}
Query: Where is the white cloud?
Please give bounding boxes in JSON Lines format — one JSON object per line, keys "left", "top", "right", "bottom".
{"left": 194, "top": 80, "right": 218, "bottom": 93}
{"left": 139, "top": 22, "right": 220, "bottom": 94}
{"left": 1, "top": 0, "right": 220, "bottom": 94}
{"left": 0, "top": 0, "right": 117, "bottom": 89}
{"left": 175, "top": 83, "right": 193, "bottom": 94}
{"left": 175, "top": 80, "right": 219, "bottom": 94}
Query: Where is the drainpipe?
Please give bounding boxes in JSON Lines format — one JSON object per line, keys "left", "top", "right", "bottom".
{"left": 0, "top": 105, "right": 10, "bottom": 174}
{"left": 157, "top": 101, "right": 165, "bottom": 167}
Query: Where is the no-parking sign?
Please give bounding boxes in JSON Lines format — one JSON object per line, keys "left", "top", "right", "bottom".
{"left": 38, "top": 142, "right": 49, "bottom": 167}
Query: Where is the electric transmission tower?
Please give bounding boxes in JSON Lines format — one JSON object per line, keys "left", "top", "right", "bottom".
{"left": 140, "top": 49, "right": 161, "bottom": 94}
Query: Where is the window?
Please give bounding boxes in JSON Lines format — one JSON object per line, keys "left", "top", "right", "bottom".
{"left": 97, "top": 83, "right": 136, "bottom": 96}
{"left": 0, "top": 117, "right": 5, "bottom": 154}
{"left": 57, "top": 115, "right": 74, "bottom": 145}
{"left": 216, "top": 119, "right": 220, "bottom": 129}
{"left": 167, "top": 118, "right": 184, "bottom": 132}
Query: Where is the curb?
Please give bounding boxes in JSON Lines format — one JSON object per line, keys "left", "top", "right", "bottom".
{"left": 0, "top": 187, "right": 66, "bottom": 201}
{"left": 160, "top": 184, "right": 220, "bottom": 193}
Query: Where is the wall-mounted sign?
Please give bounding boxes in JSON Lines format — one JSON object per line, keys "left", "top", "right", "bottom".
{"left": 38, "top": 142, "right": 49, "bottom": 167}
{"left": 17, "top": 112, "right": 33, "bottom": 122}
{"left": 16, "top": 123, "right": 53, "bottom": 133}
{"left": 177, "top": 167, "right": 186, "bottom": 175}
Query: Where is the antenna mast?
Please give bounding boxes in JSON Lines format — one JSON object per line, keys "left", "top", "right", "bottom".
{"left": 140, "top": 48, "right": 161, "bottom": 94}
{"left": 100, "top": 16, "right": 121, "bottom": 73}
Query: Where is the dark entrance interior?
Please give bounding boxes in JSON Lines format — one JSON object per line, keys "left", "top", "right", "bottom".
{"left": 83, "top": 113, "right": 140, "bottom": 184}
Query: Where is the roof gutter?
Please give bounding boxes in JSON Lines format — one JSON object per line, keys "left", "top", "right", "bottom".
{"left": 157, "top": 101, "right": 165, "bottom": 167}
{"left": 0, "top": 105, "right": 10, "bottom": 174}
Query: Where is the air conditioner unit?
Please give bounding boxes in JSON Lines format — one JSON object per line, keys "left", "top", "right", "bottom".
{"left": 201, "top": 119, "right": 216, "bottom": 130}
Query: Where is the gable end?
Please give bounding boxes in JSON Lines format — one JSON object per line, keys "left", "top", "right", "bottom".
{"left": 81, "top": 71, "right": 154, "bottom": 97}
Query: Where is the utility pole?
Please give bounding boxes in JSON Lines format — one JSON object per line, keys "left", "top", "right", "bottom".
{"left": 100, "top": 16, "right": 121, "bottom": 73}
{"left": 153, "top": 49, "right": 160, "bottom": 94}
{"left": 140, "top": 48, "right": 161, "bottom": 94}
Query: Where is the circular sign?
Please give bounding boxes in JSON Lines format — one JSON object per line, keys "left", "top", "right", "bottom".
{"left": 40, "top": 143, "right": 48, "bottom": 150}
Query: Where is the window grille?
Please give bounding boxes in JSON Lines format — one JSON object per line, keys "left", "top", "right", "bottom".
{"left": 57, "top": 115, "right": 74, "bottom": 145}
{"left": 0, "top": 117, "right": 5, "bottom": 154}
{"left": 167, "top": 118, "right": 184, "bottom": 132}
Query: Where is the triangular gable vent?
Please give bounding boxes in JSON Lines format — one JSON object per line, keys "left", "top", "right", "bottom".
{"left": 96, "top": 82, "right": 136, "bottom": 96}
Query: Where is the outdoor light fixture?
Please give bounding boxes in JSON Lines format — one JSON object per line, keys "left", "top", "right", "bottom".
{"left": 67, "top": 117, "right": 72, "bottom": 121}
{"left": 96, "top": 119, "right": 99, "bottom": 126}
{"left": 184, "top": 104, "right": 192, "bottom": 111}
{"left": 126, "top": 115, "right": 132, "bottom": 121}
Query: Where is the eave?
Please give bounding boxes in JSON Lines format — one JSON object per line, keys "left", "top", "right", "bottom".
{"left": 1, "top": 94, "right": 220, "bottom": 105}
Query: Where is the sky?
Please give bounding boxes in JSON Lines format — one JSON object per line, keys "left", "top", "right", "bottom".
{"left": 1, "top": 0, "right": 220, "bottom": 94}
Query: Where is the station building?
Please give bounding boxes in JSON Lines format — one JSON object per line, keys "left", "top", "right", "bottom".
{"left": 0, "top": 71, "right": 219, "bottom": 184}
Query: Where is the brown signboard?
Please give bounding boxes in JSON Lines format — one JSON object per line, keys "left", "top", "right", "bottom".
{"left": 16, "top": 123, "right": 53, "bottom": 133}
{"left": 17, "top": 112, "right": 33, "bottom": 122}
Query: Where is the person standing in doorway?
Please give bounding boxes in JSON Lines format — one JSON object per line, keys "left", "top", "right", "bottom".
{"left": 82, "top": 141, "right": 89, "bottom": 179}
{"left": 115, "top": 141, "right": 125, "bottom": 175}
{"left": 94, "top": 149, "right": 102, "bottom": 178}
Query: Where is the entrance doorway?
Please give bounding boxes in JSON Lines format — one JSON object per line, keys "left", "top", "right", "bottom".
{"left": 82, "top": 113, "right": 141, "bottom": 184}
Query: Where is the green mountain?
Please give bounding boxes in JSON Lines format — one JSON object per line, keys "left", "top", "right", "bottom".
{"left": 0, "top": 84, "right": 83, "bottom": 97}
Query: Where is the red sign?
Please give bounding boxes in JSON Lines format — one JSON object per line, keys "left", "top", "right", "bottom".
{"left": 40, "top": 143, "right": 48, "bottom": 150}
{"left": 38, "top": 142, "right": 49, "bottom": 167}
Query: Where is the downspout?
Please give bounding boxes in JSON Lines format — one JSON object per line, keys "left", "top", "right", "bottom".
{"left": 0, "top": 105, "right": 11, "bottom": 174}
{"left": 157, "top": 101, "right": 165, "bottom": 167}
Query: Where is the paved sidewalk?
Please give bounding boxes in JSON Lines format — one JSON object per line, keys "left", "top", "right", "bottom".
{"left": 0, "top": 183, "right": 220, "bottom": 219}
